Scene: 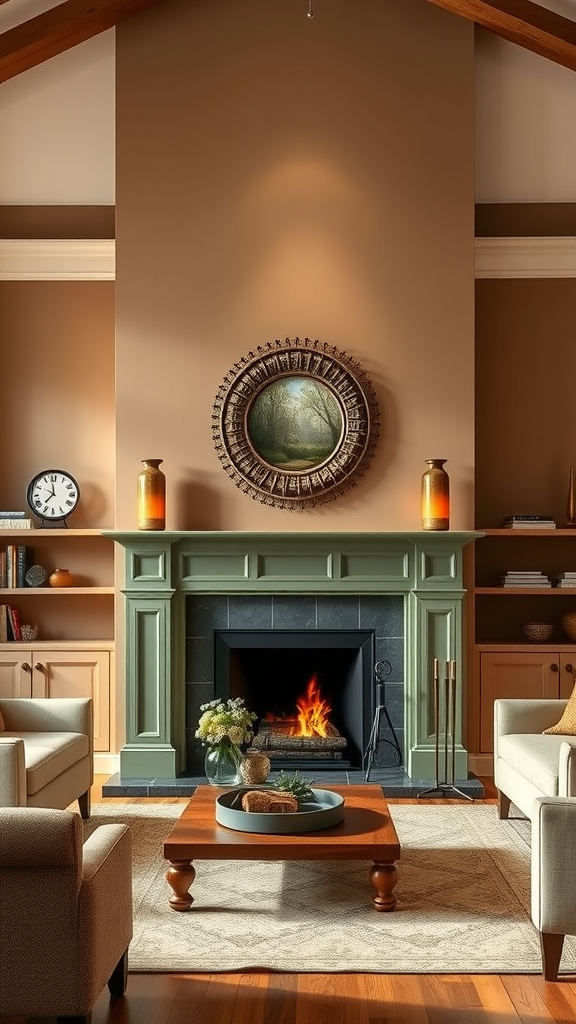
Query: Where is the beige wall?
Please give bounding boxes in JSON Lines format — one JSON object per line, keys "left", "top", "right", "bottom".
{"left": 476, "top": 278, "right": 576, "bottom": 528}
{"left": 0, "top": 281, "right": 115, "bottom": 526}
{"left": 115, "top": 0, "right": 475, "bottom": 532}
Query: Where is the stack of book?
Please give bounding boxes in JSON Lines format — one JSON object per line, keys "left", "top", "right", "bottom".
{"left": 0, "top": 545, "right": 33, "bottom": 588}
{"left": 0, "top": 604, "right": 22, "bottom": 641}
{"left": 556, "top": 572, "right": 576, "bottom": 588}
{"left": 498, "top": 571, "right": 552, "bottom": 588}
{"left": 0, "top": 511, "right": 32, "bottom": 530}
{"left": 501, "top": 515, "right": 556, "bottom": 529}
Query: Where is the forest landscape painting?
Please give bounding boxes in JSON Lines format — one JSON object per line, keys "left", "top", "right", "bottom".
{"left": 212, "top": 337, "right": 380, "bottom": 509}
{"left": 247, "top": 376, "right": 344, "bottom": 471}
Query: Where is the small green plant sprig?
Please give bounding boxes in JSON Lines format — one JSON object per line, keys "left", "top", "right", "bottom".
{"left": 274, "top": 770, "right": 315, "bottom": 803}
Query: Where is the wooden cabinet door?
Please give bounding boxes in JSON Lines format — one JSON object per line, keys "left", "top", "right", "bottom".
{"left": 0, "top": 650, "right": 33, "bottom": 698}
{"left": 560, "top": 655, "right": 576, "bottom": 700}
{"left": 31, "top": 649, "right": 110, "bottom": 751}
{"left": 479, "top": 651, "right": 561, "bottom": 753}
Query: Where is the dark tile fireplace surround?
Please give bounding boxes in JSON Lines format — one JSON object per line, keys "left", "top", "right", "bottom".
{"left": 188, "top": 593, "right": 404, "bottom": 773}
{"left": 103, "top": 531, "right": 483, "bottom": 798}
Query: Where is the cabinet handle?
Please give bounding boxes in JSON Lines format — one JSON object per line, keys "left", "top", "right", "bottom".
{"left": 34, "top": 662, "right": 45, "bottom": 673}
{"left": 21, "top": 662, "right": 31, "bottom": 673}
{"left": 566, "top": 664, "right": 574, "bottom": 674}
{"left": 551, "top": 663, "right": 559, "bottom": 672}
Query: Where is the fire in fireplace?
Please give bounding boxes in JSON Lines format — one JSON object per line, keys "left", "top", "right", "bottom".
{"left": 250, "top": 673, "right": 348, "bottom": 762}
{"left": 214, "top": 628, "right": 375, "bottom": 770}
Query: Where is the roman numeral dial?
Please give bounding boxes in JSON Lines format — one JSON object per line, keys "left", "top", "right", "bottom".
{"left": 26, "top": 469, "right": 80, "bottom": 527}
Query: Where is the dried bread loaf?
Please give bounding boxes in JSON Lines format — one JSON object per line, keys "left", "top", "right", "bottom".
{"left": 241, "top": 789, "right": 298, "bottom": 813}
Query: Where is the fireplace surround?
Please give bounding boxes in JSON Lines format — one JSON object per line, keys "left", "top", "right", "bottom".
{"left": 106, "top": 531, "right": 479, "bottom": 783}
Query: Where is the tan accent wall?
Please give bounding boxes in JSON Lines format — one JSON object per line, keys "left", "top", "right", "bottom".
{"left": 115, "top": 0, "right": 475, "bottom": 532}
{"left": 475, "top": 204, "right": 576, "bottom": 237}
{"left": 0, "top": 206, "right": 115, "bottom": 239}
{"left": 475, "top": 278, "right": 576, "bottom": 528}
{"left": 0, "top": 281, "right": 115, "bottom": 525}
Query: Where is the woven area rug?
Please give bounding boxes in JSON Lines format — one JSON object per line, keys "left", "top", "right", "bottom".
{"left": 87, "top": 802, "right": 576, "bottom": 975}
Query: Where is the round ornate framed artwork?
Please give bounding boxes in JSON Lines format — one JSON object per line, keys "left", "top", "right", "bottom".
{"left": 212, "top": 336, "right": 380, "bottom": 510}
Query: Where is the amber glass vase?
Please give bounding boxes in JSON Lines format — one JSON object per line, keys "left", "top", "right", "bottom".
{"left": 137, "top": 459, "right": 166, "bottom": 530}
{"left": 421, "top": 459, "right": 450, "bottom": 531}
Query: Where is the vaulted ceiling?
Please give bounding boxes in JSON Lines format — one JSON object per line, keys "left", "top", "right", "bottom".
{"left": 0, "top": 0, "right": 575, "bottom": 86}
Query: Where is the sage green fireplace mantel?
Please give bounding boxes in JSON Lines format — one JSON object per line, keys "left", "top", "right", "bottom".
{"left": 104, "top": 531, "right": 481, "bottom": 781}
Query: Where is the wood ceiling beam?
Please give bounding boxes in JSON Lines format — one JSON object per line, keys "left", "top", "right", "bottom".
{"left": 0, "top": 0, "right": 167, "bottom": 84}
{"left": 0, "top": 0, "right": 575, "bottom": 84}
{"left": 425, "top": 0, "right": 576, "bottom": 71}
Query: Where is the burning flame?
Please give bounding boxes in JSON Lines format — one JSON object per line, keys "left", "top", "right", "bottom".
{"left": 295, "top": 674, "right": 332, "bottom": 737}
{"left": 265, "top": 674, "right": 333, "bottom": 738}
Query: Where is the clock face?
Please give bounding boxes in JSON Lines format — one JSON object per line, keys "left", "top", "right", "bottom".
{"left": 27, "top": 469, "right": 80, "bottom": 522}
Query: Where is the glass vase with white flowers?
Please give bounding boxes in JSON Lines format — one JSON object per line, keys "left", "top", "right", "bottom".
{"left": 195, "top": 697, "right": 257, "bottom": 786}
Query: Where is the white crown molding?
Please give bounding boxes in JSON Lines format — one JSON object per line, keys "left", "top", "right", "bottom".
{"left": 0, "top": 237, "right": 575, "bottom": 280}
{"left": 0, "top": 238, "right": 115, "bottom": 280}
{"left": 475, "top": 236, "right": 576, "bottom": 278}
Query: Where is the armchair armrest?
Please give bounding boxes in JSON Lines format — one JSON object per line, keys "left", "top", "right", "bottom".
{"left": 494, "top": 699, "right": 568, "bottom": 754}
{"left": 558, "top": 740, "right": 576, "bottom": 797}
{"left": 531, "top": 796, "right": 576, "bottom": 936}
{"left": 80, "top": 824, "right": 133, "bottom": 977}
{"left": 0, "top": 737, "right": 27, "bottom": 806}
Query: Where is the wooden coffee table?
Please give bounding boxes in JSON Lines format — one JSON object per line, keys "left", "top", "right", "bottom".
{"left": 163, "top": 783, "right": 400, "bottom": 913}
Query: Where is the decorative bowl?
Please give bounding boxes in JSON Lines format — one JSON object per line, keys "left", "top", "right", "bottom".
{"left": 215, "top": 787, "right": 345, "bottom": 834}
{"left": 520, "top": 622, "right": 554, "bottom": 644}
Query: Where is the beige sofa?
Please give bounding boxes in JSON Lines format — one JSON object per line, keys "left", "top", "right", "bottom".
{"left": 0, "top": 806, "right": 132, "bottom": 1023}
{"left": 494, "top": 697, "right": 576, "bottom": 980}
{"left": 0, "top": 696, "right": 93, "bottom": 818}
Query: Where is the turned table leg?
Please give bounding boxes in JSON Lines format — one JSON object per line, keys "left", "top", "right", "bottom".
{"left": 166, "top": 860, "right": 196, "bottom": 911}
{"left": 370, "top": 859, "right": 398, "bottom": 911}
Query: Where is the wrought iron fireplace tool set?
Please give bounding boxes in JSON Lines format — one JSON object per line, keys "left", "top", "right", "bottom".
{"left": 418, "top": 658, "right": 472, "bottom": 801}
{"left": 363, "top": 660, "right": 403, "bottom": 781}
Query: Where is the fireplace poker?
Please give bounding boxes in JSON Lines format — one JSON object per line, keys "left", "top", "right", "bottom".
{"left": 417, "top": 659, "right": 473, "bottom": 801}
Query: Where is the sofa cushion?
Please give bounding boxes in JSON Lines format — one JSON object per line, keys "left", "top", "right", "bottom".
{"left": 498, "top": 733, "right": 571, "bottom": 795}
{"left": 0, "top": 731, "right": 90, "bottom": 796}
{"left": 543, "top": 681, "right": 576, "bottom": 735}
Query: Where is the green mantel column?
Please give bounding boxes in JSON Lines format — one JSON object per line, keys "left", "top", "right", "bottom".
{"left": 104, "top": 531, "right": 481, "bottom": 782}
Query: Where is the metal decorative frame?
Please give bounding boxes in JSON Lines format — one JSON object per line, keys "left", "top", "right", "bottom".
{"left": 212, "top": 336, "right": 380, "bottom": 510}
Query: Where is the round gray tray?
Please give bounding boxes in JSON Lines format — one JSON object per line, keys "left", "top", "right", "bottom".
{"left": 215, "top": 787, "right": 345, "bottom": 834}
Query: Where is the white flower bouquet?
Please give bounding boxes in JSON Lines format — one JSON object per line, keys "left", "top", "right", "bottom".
{"left": 195, "top": 697, "right": 257, "bottom": 749}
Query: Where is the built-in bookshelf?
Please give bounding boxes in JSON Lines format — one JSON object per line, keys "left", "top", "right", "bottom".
{"left": 0, "top": 529, "right": 114, "bottom": 643}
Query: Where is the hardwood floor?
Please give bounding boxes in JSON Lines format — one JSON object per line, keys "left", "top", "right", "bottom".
{"left": 3, "top": 777, "right": 576, "bottom": 1024}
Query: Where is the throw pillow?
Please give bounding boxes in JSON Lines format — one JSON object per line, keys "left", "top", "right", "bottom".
{"left": 0, "top": 707, "right": 4, "bottom": 731}
{"left": 543, "top": 682, "right": 576, "bottom": 735}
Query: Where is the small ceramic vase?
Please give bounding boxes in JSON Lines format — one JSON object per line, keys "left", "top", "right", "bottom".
{"left": 239, "top": 751, "right": 271, "bottom": 785}
{"left": 48, "top": 568, "right": 74, "bottom": 588}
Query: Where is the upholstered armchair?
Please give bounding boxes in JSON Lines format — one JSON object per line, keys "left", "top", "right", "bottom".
{"left": 0, "top": 696, "right": 93, "bottom": 818}
{"left": 494, "top": 698, "right": 576, "bottom": 980}
{"left": 0, "top": 806, "right": 133, "bottom": 1023}
{"left": 494, "top": 697, "right": 576, "bottom": 820}
{"left": 532, "top": 796, "right": 576, "bottom": 981}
